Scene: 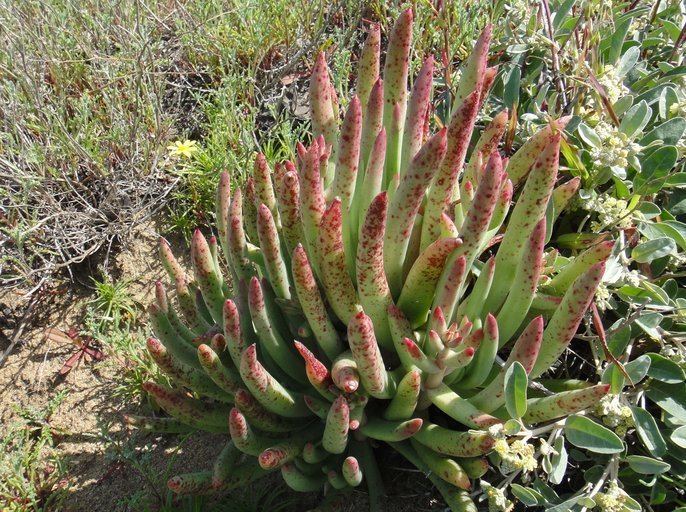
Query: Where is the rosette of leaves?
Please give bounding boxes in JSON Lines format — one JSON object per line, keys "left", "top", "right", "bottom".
{"left": 125, "top": 11, "right": 632, "bottom": 511}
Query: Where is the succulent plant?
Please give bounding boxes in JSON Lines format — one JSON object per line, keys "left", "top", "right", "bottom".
{"left": 128, "top": 10, "right": 614, "bottom": 511}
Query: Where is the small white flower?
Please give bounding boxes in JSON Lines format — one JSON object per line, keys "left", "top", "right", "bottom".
{"left": 588, "top": 122, "right": 642, "bottom": 178}
{"left": 595, "top": 394, "right": 634, "bottom": 435}
{"left": 624, "top": 269, "right": 641, "bottom": 287}
{"left": 582, "top": 191, "right": 633, "bottom": 232}
{"left": 482, "top": 481, "right": 514, "bottom": 512}
{"left": 488, "top": 423, "right": 506, "bottom": 439}
{"left": 539, "top": 438, "right": 557, "bottom": 456}
{"left": 494, "top": 439, "right": 538, "bottom": 474}
{"left": 598, "top": 65, "right": 629, "bottom": 105}
{"left": 595, "top": 480, "right": 630, "bottom": 512}
{"left": 595, "top": 282, "right": 612, "bottom": 311}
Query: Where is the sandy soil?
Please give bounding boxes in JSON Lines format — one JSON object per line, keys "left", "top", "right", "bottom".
{"left": 0, "top": 221, "right": 223, "bottom": 511}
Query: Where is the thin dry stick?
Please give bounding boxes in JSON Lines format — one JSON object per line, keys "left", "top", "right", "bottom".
{"left": 0, "top": 284, "right": 44, "bottom": 367}
{"left": 540, "top": 0, "right": 568, "bottom": 108}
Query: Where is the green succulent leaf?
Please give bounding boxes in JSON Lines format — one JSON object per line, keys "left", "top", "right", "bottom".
{"left": 630, "top": 406, "right": 667, "bottom": 457}
{"left": 548, "top": 436, "right": 568, "bottom": 485}
{"left": 606, "top": 16, "right": 631, "bottom": 64}
{"left": 634, "top": 146, "right": 678, "bottom": 195}
{"left": 616, "top": 46, "right": 640, "bottom": 78}
{"left": 625, "top": 455, "right": 671, "bottom": 474}
{"left": 578, "top": 123, "right": 601, "bottom": 148}
{"left": 504, "top": 361, "right": 528, "bottom": 419}
{"left": 647, "top": 353, "right": 686, "bottom": 383}
{"left": 646, "top": 381, "right": 686, "bottom": 422}
{"left": 564, "top": 415, "right": 624, "bottom": 454}
{"left": 503, "top": 65, "right": 521, "bottom": 108}
{"left": 619, "top": 100, "right": 650, "bottom": 138}
{"left": 632, "top": 237, "right": 677, "bottom": 263}
{"left": 640, "top": 117, "right": 686, "bottom": 146}
{"left": 658, "top": 87, "right": 679, "bottom": 119}
{"left": 670, "top": 425, "right": 686, "bottom": 449}
{"left": 602, "top": 354, "right": 651, "bottom": 392}
{"left": 510, "top": 483, "right": 540, "bottom": 506}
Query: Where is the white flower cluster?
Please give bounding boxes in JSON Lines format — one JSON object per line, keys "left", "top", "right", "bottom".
{"left": 589, "top": 121, "right": 641, "bottom": 174}
{"left": 538, "top": 438, "right": 555, "bottom": 456}
{"left": 630, "top": 12, "right": 650, "bottom": 38}
{"left": 598, "top": 65, "right": 629, "bottom": 105}
{"left": 594, "top": 394, "right": 634, "bottom": 437}
{"left": 595, "top": 282, "right": 612, "bottom": 311}
{"left": 482, "top": 481, "right": 514, "bottom": 512}
{"left": 594, "top": 240, "right": 640, "bottom": 311}
{"left": 677, "top": 135, "right": 686, "bottom": 158}
{"left": 660, "top": 344, "right": 686, "bottom": 368}
{"left": 488, "top": 423, "right": 505, "bottom": 439}
{"left": 670, "top": 97, "right": 686, "bottom": 119}
{"left": 504, "top": 0, "right": 535, "bottom": 25}
{"left": 594, "top": 481, "right": 631, "bottom": 512}
{"left": 583, "top": 192, "right": 633, "bottom": 232}
{"left": 494, "top": 439, "right": 538, "bottom": 473}
{"left": 622, "top": 268, "right": 641, "bottom": 287}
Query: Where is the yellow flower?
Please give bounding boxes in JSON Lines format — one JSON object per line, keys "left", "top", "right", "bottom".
{"left": 167, "top": 139, "right": 199, "bottom": 159}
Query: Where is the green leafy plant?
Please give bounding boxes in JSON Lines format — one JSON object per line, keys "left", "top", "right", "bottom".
{"left": 0, "top": 392, "right": 69, "bottom": 512}
{"left": 479, "top": 1, "right": 686, "bottom": 509}
{"left": 89, "top": 275, "right": 138, "bottom": 326}
{"left": 126, "top": 9, "right": 678, "bottom": 511}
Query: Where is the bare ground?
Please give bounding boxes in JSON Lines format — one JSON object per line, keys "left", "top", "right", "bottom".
{"left": 0, "top": 221, "right": 221, "bottom": 511}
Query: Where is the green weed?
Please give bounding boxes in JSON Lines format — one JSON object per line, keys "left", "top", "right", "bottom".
{"left": 0, "top": 392, "right": 70, "bottom": 512}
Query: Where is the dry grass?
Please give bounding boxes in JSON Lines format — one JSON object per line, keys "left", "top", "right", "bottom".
{"left": 0, "top": 0, "right": 353, "bottom": 289}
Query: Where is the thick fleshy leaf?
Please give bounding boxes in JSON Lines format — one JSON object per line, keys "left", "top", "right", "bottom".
{"left": 310, "top": 52, "right": 338, "bottom": 165}
{"left": 422, "top": 90, "right": 481, "bottom": 250}
{"left": 524, "top": 384, "right": 611, "bottom": 424}
{"left": 385, "top": 128, "right": 448, "bottom": 296}
{"left": 382, "top": 8, "right": 413, "bottom": 185}
{"left": 504, "top": 361, "right": 528, "bottom": 419}
{"left": 291, "top": 244, "right": 342, "bottom": 360}
{"left": 356, "top": 192, "right": 393, "bottom": 349}
{"left": 348, "top": 311, "right": 393, "bottom": 399}
{"left": 318, "top": 199, "right": 358, "bottom": 324}
{"left": 485, "top": 132, "right": 561, "bottom": 315}
{"left": 398, "top": 237, "right": 462, "bottom": 327}
{"left": 531, "top": 262, "right": 606, "bottom": 378}
{"left": 564, "top": 415, "right": 624, "bottom": 454}
{"left": 401, "top": 56, "right": 434, "bottom": 176}
{"left": 356, "top": 23, "right": 380, "bottom": 112}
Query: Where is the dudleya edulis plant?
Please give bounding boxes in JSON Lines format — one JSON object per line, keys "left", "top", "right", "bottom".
{"left": 127, "top": 10, "right": 613, "bottom": 511}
